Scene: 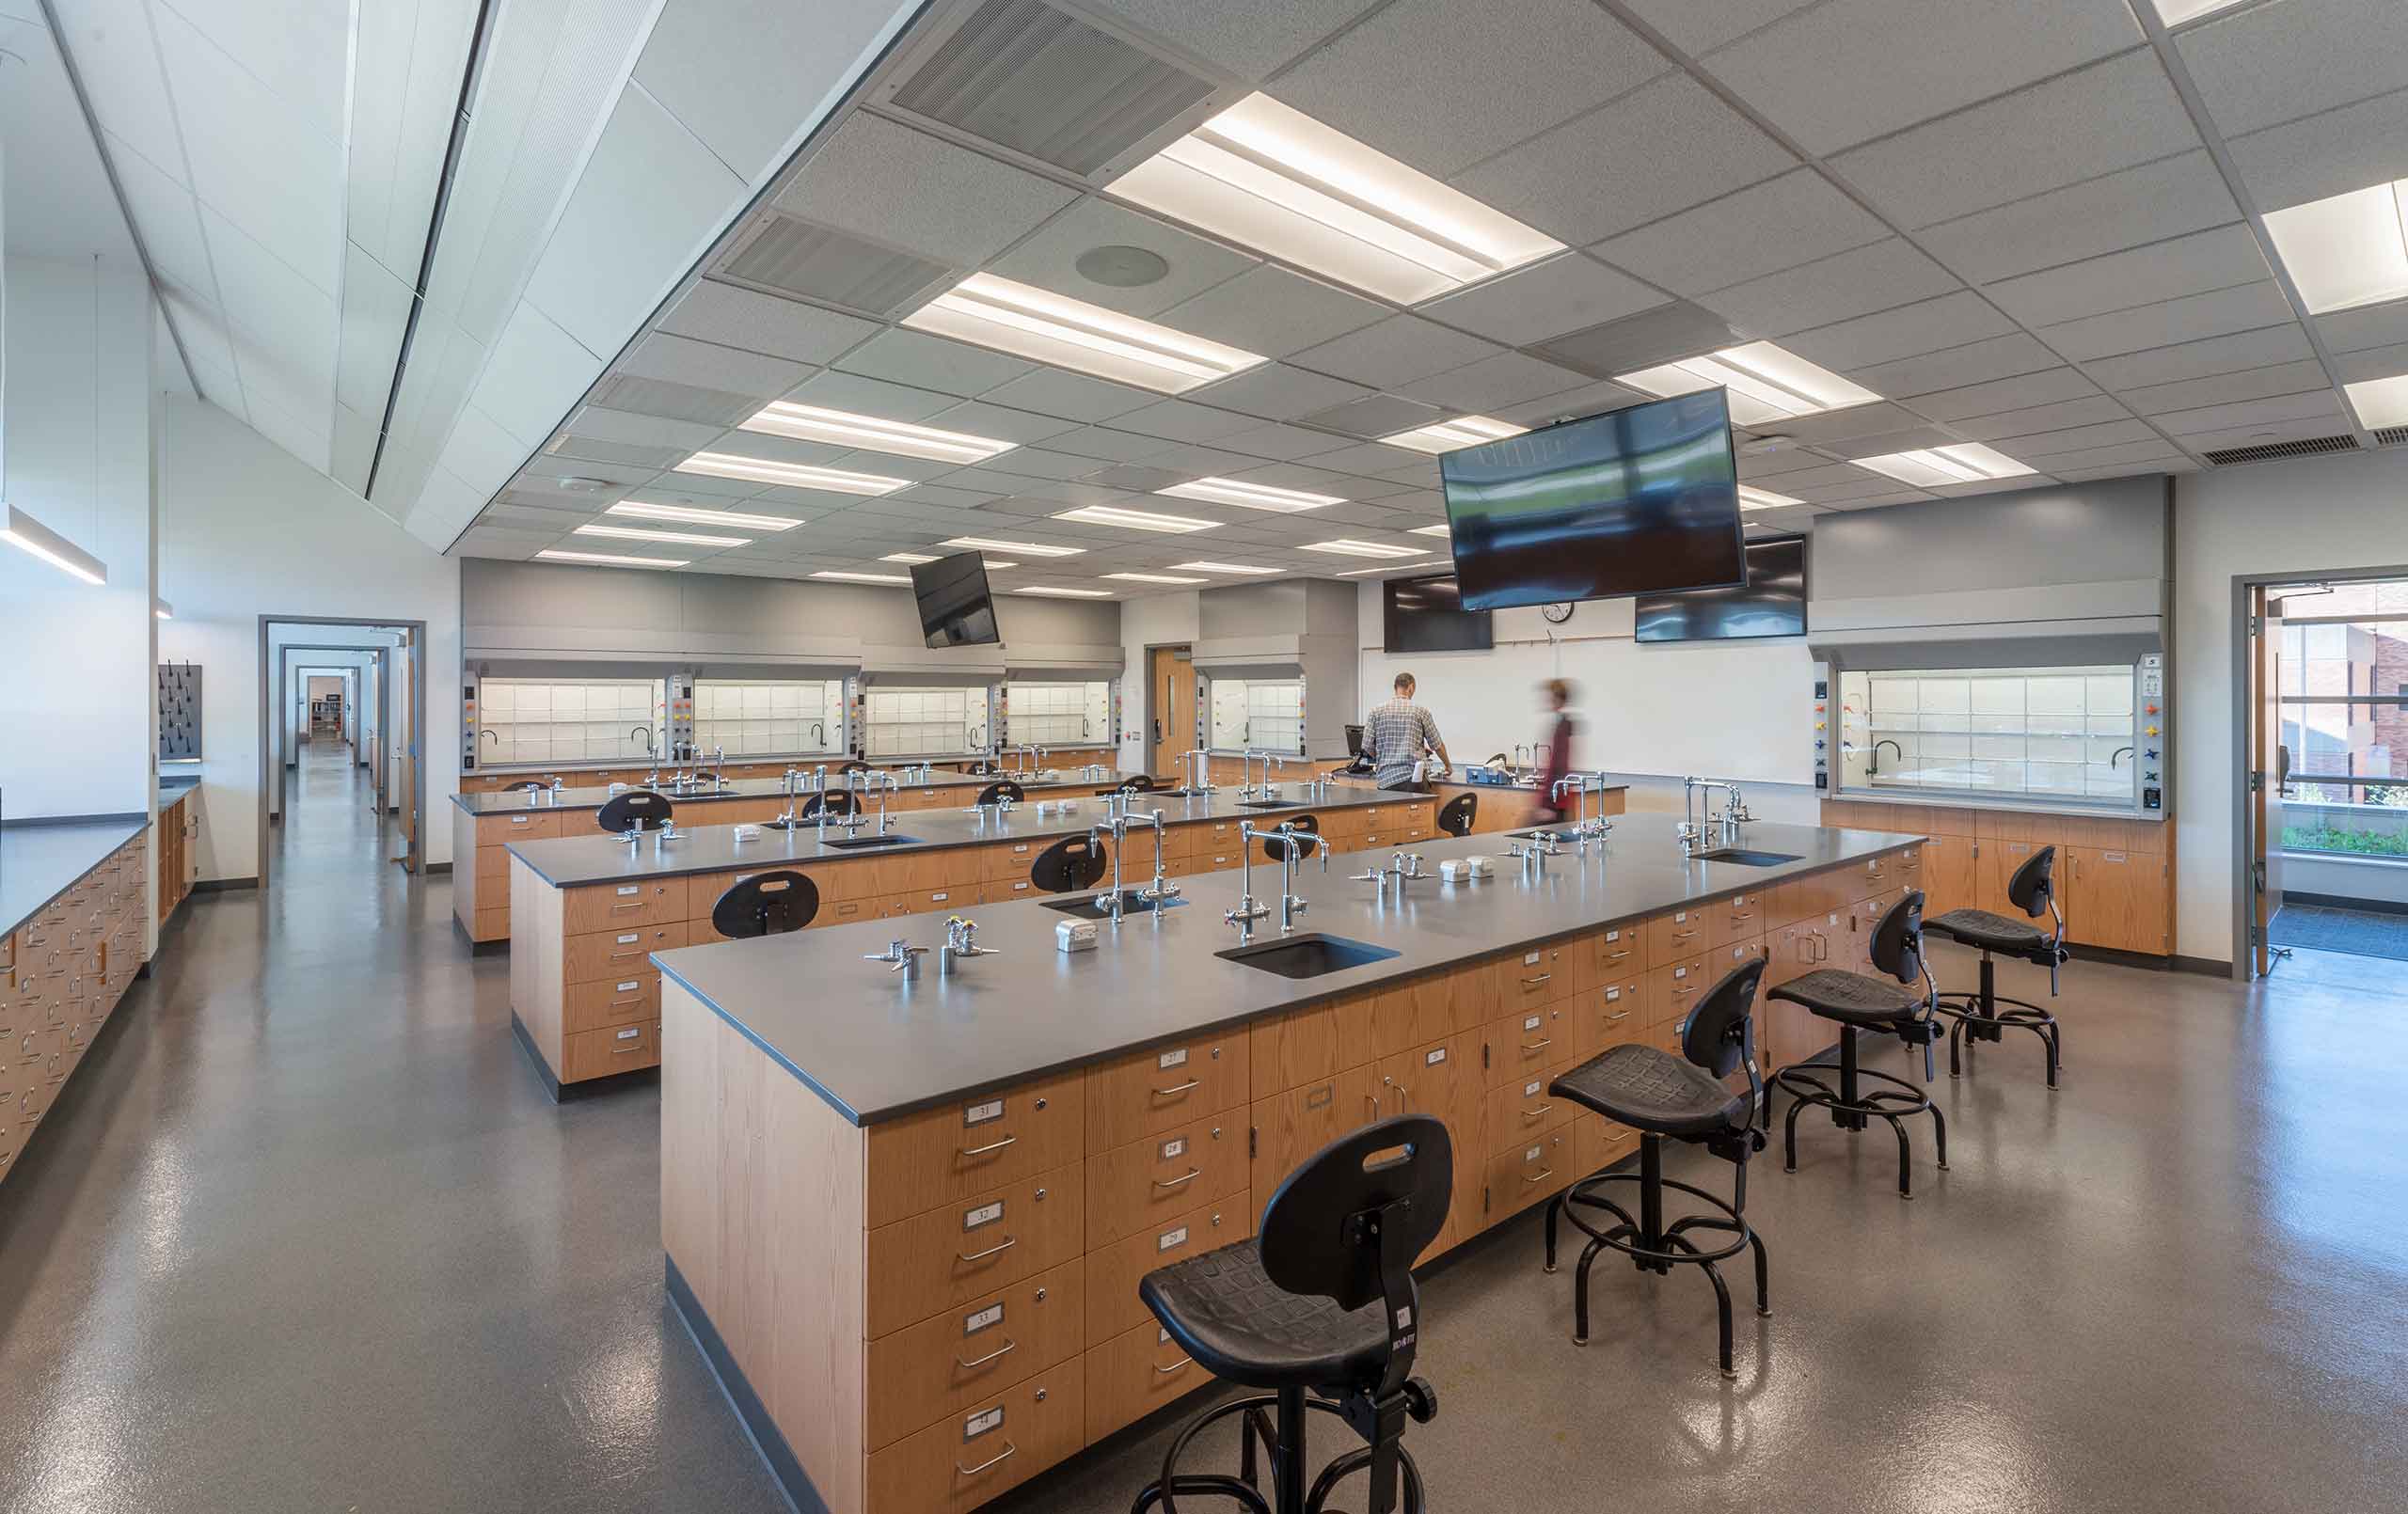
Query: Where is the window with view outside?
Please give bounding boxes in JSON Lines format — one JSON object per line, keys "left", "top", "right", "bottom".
{"left": 2275, "top": 579, "right": 2408, "bottom": 859}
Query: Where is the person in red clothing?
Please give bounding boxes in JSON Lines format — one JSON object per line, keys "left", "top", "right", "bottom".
{"left": 1533, "top": 679, "right": 1576, "bottom": 822}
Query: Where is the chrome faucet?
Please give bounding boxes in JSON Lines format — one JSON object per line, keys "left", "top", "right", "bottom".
{"left": 1183, "top": 749, "right": 1214, "bottom": 793}
{"left": 1870, "top": 738, "right": 1902, "bottom": 777}
{"left": 1680, "top": 777, "right": 1753, "bottom": 856}
{"left": 1223, "top": 821, "right": 1280, "bottom": 938}
{"left": 629, "top": 725, "right": 657, "bottom": 761}
{"left": 2111, "top": 746, "right": 2135, "bottom": 769}
{"left": 938, "top": 916, "right": 998, "bottom": 975}
{"left": 863, "top": 938, "right": 927, "bottom": 979}
{"left": 1508, "top": 830, "right": 1560, "bottom": 875}
{"left": 874, "top": 771, "right": 900, "bottom": 833}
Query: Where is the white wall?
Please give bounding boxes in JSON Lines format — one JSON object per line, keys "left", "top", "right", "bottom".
{"left": 1116, "top": 591, "right": 1202, "bottom": 771}
{"left": 0, "top": 259, "right": 156, "bottom": 819}
{"left": 2173, "top": 447, "right": 2408, "bottom": 965}
{"left": 157, "top": 396, "right": 461, "bottom": 880}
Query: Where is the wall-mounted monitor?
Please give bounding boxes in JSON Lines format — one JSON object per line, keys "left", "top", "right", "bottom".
{"left": 1438, "top": 389, "right": 1744, "bottom": 611}
{"left": 1382, "top": 574, "right": 1493, "bottom": 654}
{"left": 1635, "top": 535, "right": 1808, "bottom": 643}
{"left": 910, "top": 551, "right": 1000, "bottom": 649}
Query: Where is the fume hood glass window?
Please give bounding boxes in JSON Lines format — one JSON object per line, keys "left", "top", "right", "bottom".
{"left": 1208, "top": 678, "right": 1303, "bottom": 752}
{"left": 478, "top": 678, "right": 666, "bottom": 765}
{"left": 693, "top": 679, "right": 844, "bottom": 759}
{"left": 1005, "top": 681, "right": 1111, "bottom": 747}
{"left": 863, "top": 686, "right": 991, "bottom": 758}
{"left": 1841, "top": 666, "right": 2133, "bottom": 802}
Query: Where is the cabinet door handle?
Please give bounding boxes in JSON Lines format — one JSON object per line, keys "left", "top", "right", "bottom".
{"left": 955, "top": 1442, "right": 1017, "bottom": 1478}
{"left": 960, "top": 1135, "right": 1018, "bottom": 1158}
{"left": 1519, "top": 972, "right": 1552, "bottom": 986}
{"left": 1521, "top": 1167, "right": 1556, "bottom": 1186}
{"left": 1152, "top": 1167, "right": 1202, "bottom": 1190}
{"left": 1604, "top": 1009, "right": 1631, "bottom": 1023}
{"left": 958, "top": 1236, "right": 1019, "bottom": 1264}
{"left": 954, "top": 1337, "right": 1018, "bottom": 1371}
{"left": 1519, "top": 1103, "right": 1554, "bottom": 1119}
{"left": 1153, "top": 1357, "right": 1193, "bottom": 1376}
{"left": 1151, "top": 1079, "right": 1201, "bottom": 1098}
{"left": 1519, "top": 1037, "right": 1553, "bottom": 1053}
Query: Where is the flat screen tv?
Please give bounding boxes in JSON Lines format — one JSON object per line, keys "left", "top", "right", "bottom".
{"left": 910, "top": 551, "right": 1000, "bottom": 649}
{"left": 1635, "top": 535, "right": 1808, "bottom": 643}
{"left": 1438, "top": 388, "right": 1744, "bottom": 611}
{"left": 1383, "top": 574, "right": 1492, "bottom": 654}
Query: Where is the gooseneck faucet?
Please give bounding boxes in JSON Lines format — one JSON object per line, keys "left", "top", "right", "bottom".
{"left": 1183, "top": 749, "right": 1214, "bottom": 793}
{"left": 1225, "top": 820, "right": 1314, "bottom": 938}
{"left": 1679, "top": 777, "right": 1755, "bottom": 856}
{"left": 1870, "top": 738, "right": 1902, "bottom": 777}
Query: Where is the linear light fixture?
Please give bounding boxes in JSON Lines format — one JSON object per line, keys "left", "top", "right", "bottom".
{"left": 1299, "top": 539, "right": 1426, "bottom": 559}
{"left": 1335, "top": 563, "right": 1434, "bottom": 576}
{"left": 880, "top": 551, "right": 1019, "bottom": 569}
{"left": 942, "top": 535, "right": 1085, "bottom": 559}
{"left": 1851, "top": 443, "right": 2036, "bottom": 489}
{"left": 2150, "top": 0, "right": 2253, "bottom": 24}
{"left": 2343, "top": 373, "right": 2408, "bottom": 429}
{"left": 1170, "top": 560, "right": 1284, "bottom": 576}
{"left": 2261, "top": 179, "right": 2408, "bottom": 314}
{"left": 1051, "top": 504, "right": 1219, "bottom": 533}
{"left": 903, "top": 273, "right": 1266, "bottom": 394}
{"left": 154, "top": 600, "right": 173, "bottom": 620}
{"left": 1615, "top": 341, "right": 1880, "bottom": 427}
{"left": 810, "top": 570, "right": 913, "bottom": 585}
{"left": 1737, "top": 484, "right": 1804, "bottom": 511}
{"left": 1013, "top": 586, "right": 1115, "bottom": 597}
{"left": 1381, "top": 416, "right": 1527, "bottom": 454}
{"left": 673, "top": 451, "right": 911, "bottom": 495}
{"left": 576, "top": 523, "right": 750, "bottom": 547}
{"left": 536, "top": 548, "right": 690, "bottom": 568}
{"left": 1103, "top": 571, "right": 1209, "bottom": 584}
{"left": 2, "top": 504, "right": 108, "bottom": 584}
{"left": 1114, "top": 94, "right": 1564, "bottom": 305}
{"left": 1156, "top": 477, "right": 1343, "bottom": 513}
{"left": 738, "top": 401, "right": 1015, "bottom": 464}
{"left": 608, "top": 500, "right": 803, "bottom": 530}
{"left": 1406, "top": 523, "right": 1451, "bottom": 537}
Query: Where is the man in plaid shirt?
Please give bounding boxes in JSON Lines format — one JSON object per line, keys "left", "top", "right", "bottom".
{"left": 1366, "top": 671, "right": 1450, "bottom": 790}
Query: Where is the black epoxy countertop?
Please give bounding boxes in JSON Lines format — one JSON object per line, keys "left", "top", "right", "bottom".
{"left": 450, "top": 764, "right": 1142, "bottom": 816}
{"left": 1, "top": 818, "right": 148, "bottom": 939}
{"left": 655, "top": 813, "right": 1922, "bottom": 1127}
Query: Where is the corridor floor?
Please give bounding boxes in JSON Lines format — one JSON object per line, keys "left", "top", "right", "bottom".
{"left": 3, "top": 768, "right": 2404, "bottom": 1513}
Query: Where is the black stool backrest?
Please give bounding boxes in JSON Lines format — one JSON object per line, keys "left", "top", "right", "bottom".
{"left": 1259, "top": 812, "right": 1321, "bottom": 861}
{"left": 1435, "top": 792, "right": 1477, "bottom": 837}
{"left": 1116, "top": 774, "right": 1155, "bottom": 793}
{"left": 799, "top": 790, "right": 859, "bottom": 819}
{"left": 839, "top": 759, "right": 870, "bottom": 775}
{"left": 1032, "top": 835, "right": 1107, "bottom": 892}
{"left": 1869, "top": 890, "right": 1925, "bottom": 985}
{"left": 711, "top": 871, "right": 818, "bottom": 938}
{"left": 596, "top": 791, "right": 673, "bottom": 832}
{"left": 1681, "top": 956, "right": 1766, "bottom": 1079}
{"left": 502, "top": 780, "right": 544, "bottom": 793}
{"left": 975, "top": 780, "right": 1026, "bottom": 806}
{"left": 1260, "top": 1114, "right": 1450, "bottom": 1395}
{"left": 2007, "top": 845, "right": 2056, "bottom": 917}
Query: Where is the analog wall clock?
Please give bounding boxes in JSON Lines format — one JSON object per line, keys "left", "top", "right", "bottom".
{"left": 1541, "top": 602, "right": 1575, "bottom": 624}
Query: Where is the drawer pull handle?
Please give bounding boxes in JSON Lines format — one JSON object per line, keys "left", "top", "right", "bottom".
{"left": 1728, "top": 911, "right": 1754, "bottom": 922}
{"left": 1518, "top": 1037, "right": 1552, "bottom": 1053}
{"left": 954, "top": 1338, "right": 1019, "bottom": 1371}
{"left": 1152, "top": 1168, "right": 1202, "bottom": 1191}
{"left": 610, "top": 996, "right": 643, "bottom": 1009}
{"left": 1521, "top": 1167, "right": 1556, "bottom": 1186}
{"left": 610, "top": 902, "right": 644, "bottom": 912}
{"left": 610, "top": 1044, "right": 648, "bottom": 1057}
{"left": 960, "top": 1135, "right": 1018, "bottom": 1159}
{"left": 1153, "top": 1357, "right": 1194, "bottom": 1376}
{"left": 1519, "top": 972, "right": 1553, "bottom": 986}
{"left": 956, "top": 1442, "right": 1018, "bottom": 1478}
{"left": 1520, "top": 1103, "right": 1554, "bottom": 1119}
{"left": 1604, "top": 1010, "right": 1632, "bottom": 1023}
{"left": 1152, "top": 1079, "right": 1201, "bottom": 1098}
{"left": 958, "top": 1236, "right": 1019, "bottom": 1264}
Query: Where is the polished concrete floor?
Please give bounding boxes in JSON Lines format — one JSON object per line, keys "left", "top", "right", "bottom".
{"left": 3, "top": 749, "right": 2404, "bottom": 1513}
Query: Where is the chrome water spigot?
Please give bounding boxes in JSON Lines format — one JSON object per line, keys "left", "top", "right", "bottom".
{"left": 863, "top": 938, "right": 927, "bottom": 978}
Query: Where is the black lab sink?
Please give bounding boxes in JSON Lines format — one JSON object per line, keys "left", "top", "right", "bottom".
{"left": 1215, "top": 933, "right": 1401, "bottom": 979}
{"left": 1689, "top": 847, "right": 1801, "bottom": 866}
{"left": 1040, "top": 892, "right": 1188, "bottom": 916}
{"left": 820, "top": 833, "right": 921, "bottom": 849}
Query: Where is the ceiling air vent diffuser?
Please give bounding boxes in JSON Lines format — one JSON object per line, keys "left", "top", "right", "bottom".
{"left": 2373, "top": 424, "right": 2408, "bottom": 448}
{"left": 887, "top": 0, "right": 1214, "bottom": 176}
{"left": 2200, "top": 434, "right": 2362, "bottom": 465}
{"left": 720, "top": 216, "right": 953, "bottom": 317}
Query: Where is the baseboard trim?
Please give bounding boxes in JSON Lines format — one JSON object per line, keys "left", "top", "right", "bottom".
{"left": 2066, "top": 943, "right": 2176, "bottom": 971}
{"left": 2171, "top": 954, "right": 2234, "bottom": 977}
{"left": 509, "top": 1011, "right": 653, "bottom": 1103}
{"left": 423, "top": 860, "right": 452, "bottom": 875}
{"left": 193, "top": 876, "right": 260, "bottom": 893}
{"left": 2283, "top": 890, "right": 2408, "bottom": 918}
{"left": 667, "top": 1255, "right": 825, "bottom": 1514}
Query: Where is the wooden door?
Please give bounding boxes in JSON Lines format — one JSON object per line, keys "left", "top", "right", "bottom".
{"left": 1148, "top": 646, "right": 1195, "bottom": 779}
{"left": 2249, "top": 589, "right": 2286, "bottom": 977}
{"left": 2067, "top": 846, "right": 2168, "bottom": 954}
{"left": 1915, "top": 833, "right": 1977, "bottom": 918}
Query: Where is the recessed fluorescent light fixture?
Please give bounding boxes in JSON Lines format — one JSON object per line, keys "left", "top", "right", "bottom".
{"left": 1406, "top": 523, "right": 1451, "bottom": 537}
{"left": 1737, "top": 485, "right": 1803, "bottom": 512}
{"left": 2, "top": 504, "right": 108, "bottom": 584}
{"left": 1051, "top": 504, "right": 1218, "bottom": 533}
{"left": 1616, "top": 341, "right": 1880, "bottom": 428}
{"left": 1299, "top": 539, "right": 1426, "bottom": 560}
{"left": 1852, "top": 443, "right": 2036, "bottom": 489}
{"left": 1171, "top": 560, "right": 1284, "bottom": 576}
{"left": 1012, "top": 586, "right": 1114, "bottom": 597}
{"left": 903, "top": 273, "right": 1267, "bottom": 394}
{"left": 2343, "top": 373, "right": 2408, "bottom": 430}
{"left": 2149, "top": 0, "right": 2252, "bottom": 24}
{"left": 1113, "top": 94, "right": 1565, "bottom": 305}
{"left": 738, "top": 402, "right": 1015, "bottom": 464}
{"left": 2261, "top": 179, "right": 2408, "bottom": 314}
{"left": 1381, "top": 416, "right": 1527, "bottom": 454}
{"left": 673, "top": 451, "right": 911, "bottom": 495}
{"left": 880, "top": 552, "right": 1018, "bottom": 569}
{"left": 154, "top": 600, "right": 173, "bottom": 620}
{"left": 941, "top": 535, "right": 1085, "bottom": 559}
{"left": 607, "top": 500, "right": 802, "bottom": 531}
{"left": 810, "top": 570, "right": 914, "bottom": 585}
{"left": 1156, "top": 478, "right": 1343, "bottom": 513}
{"left": 1103, "top": 572, "right": 1209, "bottom": 584}
{"left": 536, "top": 549, "right": 689, "bottom": 568}
{"left": 575, "top": 523, "right": 750, "bottom": 547}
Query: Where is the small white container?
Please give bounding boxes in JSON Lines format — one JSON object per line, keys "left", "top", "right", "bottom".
{"left": 732, "top": 824, "right": 760, "bottom": 842}
{"left": 1055, "top": 919, "right": 1100, "bottom": 953}
{"left": 1059, "top": 799, "right": 1080, "bottom": 814}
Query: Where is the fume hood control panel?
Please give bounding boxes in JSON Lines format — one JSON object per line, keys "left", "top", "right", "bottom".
{"left": 2138, "top": 653, "right": 2163, "bottom": 812}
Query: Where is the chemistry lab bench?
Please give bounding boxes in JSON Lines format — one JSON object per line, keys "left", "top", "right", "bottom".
{"left": 453, "top": 749, "right": 1123, "bottom": 796}
{"left": 649, "top": 812, "right": 1925, "bottom": 1514}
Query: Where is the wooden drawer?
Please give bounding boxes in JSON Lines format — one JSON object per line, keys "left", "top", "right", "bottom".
{"left": 867, "top": 1167, "right": 1085, "bottom": 1339}
{"left": 865, "top": 1259, "right": 1085, "bottom": 1453}
{"left": 1486, "top": 1128, "right": 1573, "bottom": 1218}
{"left": 892, "top": 885, "right": 974, "bottom": 916}
{"left": 1368, "top": 967, "right": 1490, "bottom": 1057}
{"left": 863, "top": 1364, "right": 1085, "bottom": 1514}
{"left": 1087, "top": 1317, "right": 1212, "bottom": 1443}
{"left": 1647, "top": 954, "right": 1711, "bottom": 1028}
{"left": 867, "top": 1074, "right": 1086, "bottom": 1230}
{"left": 1492, "top": 941, "right": 1576, "bottom": 1008}
{"left": 1252, "top": 993, "right": 1375, "bottom": 1099}
{"left": 1086, "top": 1032, "right": 1251, "bottom": 1150}
{"left": 563, "top": 970, "right": 659, "bottom": 1035}
{"left": 980, "top": 839, "right": 1050, "bottom": 882}
{"left": 977, "top": 877, "right": 1040, "bottom": 907}
{"left": 565, "top": 921, "right": 692, "bottom": 985}
{"left": 1085, "top": 1117, "right": 1246, "bottom": 1246}
{"left": 816, "top": 894, "right": 886, "bottom": 930}
{"left": 1575, "top": 923, "right": 1642, "bottom": 987}
{"left": 1250, "top": 1068, "right": 1374, "bottom": 1198}
{"left": 890, "top": 847, "right": 989, "bottom": 893}
{"left": 1577, "top": 1114, "right": 1640, "bottom": 1176}
{"left": 1708, "top": 891, "right": 1767, "bottom": 949}
{"left": 1085, "top": 1191, "right": 1252, "bottom": 1343}
{"left": 562, "top": 877, "right": 689, "bottom": 935}
{"left": 1644, "top": 907, "right": 1710, "bottom": 966}
{"left": 1482, "top": 1002, "right": 1574, "bottom": 1088}
{"left": 1482, "top": 1064, "right": 1575, "bottom": 1152}
{"left": 559, "top": 1018, "right": 661, "bottom": 1082}
{"left": 1573, "top": 976, "right": 1645, "bottom": 1060}
{"left": 1708, "top": 936, "right": 1768, "bottom": 982}
{"left": 474, "top": 844, "right": 516, "bottom": 883}
{"left": 476, "top": 810, "right": 567, "bottom": 845}
{"left": 1196, "top": 847, "right": 1246, "bottom": 873}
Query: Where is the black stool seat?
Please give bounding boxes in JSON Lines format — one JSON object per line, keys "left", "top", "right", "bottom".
{"left": 1553, "top": 1044, "right": 1750, "bottom": 1138}
{"left": 1767, "top": 968, "right": 1924, "bottom": 1025}
{"left": 1141, "top": 1238, "right": 1386, "bottom": 1391}
{"left": 1926, "top": 907, "right": 2046, "bottom": 954}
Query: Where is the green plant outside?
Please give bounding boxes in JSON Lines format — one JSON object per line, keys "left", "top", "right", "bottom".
{"left": 2284, "top": 825, "right": 2408, "bottom": 858}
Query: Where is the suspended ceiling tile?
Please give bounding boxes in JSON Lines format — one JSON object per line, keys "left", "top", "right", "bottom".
{"left": 345, "top": 0, "right": 476, "bottom": 279}
{"left": 2117, "top": 360, "right": 2336, "bottom": 416}
{"left": 780, "top": 368, "right": 958, "bottom": 420}
{"left": 621, "top": 331, "right": 812, "bottom": 401}
{"left": 917, "top": 398, "right": 1088, "bottom": 443}
{"left": 1916, "top": 151, "right": 2240, "bottom": 288}
{"left": 1946, "top": 395, "right": 2136, "bottom": 443}
{"left": 1039, "top": 426, "right": 1178, "bottom": 463}
{"left": 1618, "top": 0, "right": 1814, "bottom": 55}
{"left": 2079, "top": 323, "right": 2319, "bottom": 391}
{"left": 102, "top": 131, "right": 214, "bottom": 294}
{"left": 1153, "top": 264, "right": 1389, "bottom": 359}
{"left": 2003, "top": 418, "right": 2161, "bottom": 456}
{"left": 2036, "top": 281, "right": 2299, "bottom": 362}
{"left": 1399, "top": 351, "right": 1590, "bottom": 412}
{"left": 1902, "top": 365, "right": 2101, "bottom": 421}
{"left": 335, "top": 242, "right": 418, "bottom": 418}
{"left": 203, "top": 208, "right": 339, "bottom": 404}
{"left": 1417, "top": 253, "right": 1667, "bottom": 347}
{"left": 2176, "top": 415, "right": 2356, "bottom": 452}
{"left": 1592, "top": 169, "right": 1888, "bottom": 301}
{"left": 657, "top": 279, "right": 882, "bottom": 364}
{"left": 1290, "top": 315, "right": 1503, "bottom": 386}
{"left": 592, "top": 374, "right": 763, "bottom": 427}
{"left": 331, "top": 400, "right": 379, "bottom": 494}
{"left": 2224, "top": 87, "right": 2408, "bottom": 216}
{"left": 2012, "top": 436, "right": 2196, "bottom": 472}
{"left": 1780, "top": 291, "right": 2015, "bottom": 374}
{"left": 2052, "top": 458, "right": 2196, "bottom": 481}
{"left": 1493, "top": 378, "right": 1647, "bottom": 426}
{"left": 2331, "top": 342, "right": 2408, "bottom": 384}
{"left": 2176, "top": 0, "right": 2408, "bottom": 139}
{"left": 832, "top": 328, "right": 1033, "bottom": 397}
{"left": 2315, "top": 300, "right": 2408, "bottom": 355}
{"left": 52, "top": 0, "right": 183, "bottom": 176}
{"left": 1695, "top": 238, "right": 1960, "bottom": 339}
{"left": 1981, "top": 224, "right": 2269, "bottom": 329}
{"left": 636, "top": 0, "right": 914, "bottom": 181}
{"left": 975, "top": 448, "right": 1109, "bottom": 481}
{"left": 1108, "top": 399, "right": 1259, "bottom": 444}
{"left": 980, "top": 368, "right": 1159, "bottom": 421}
{"left": 1212, "top": 422, "right": 1353, "bottom": 461}
{"left": 562, "top": 404, "right": 725, "bottom": 451}
{"left": 990, "top": 197, "right": 1256, "bottom": 317}
{"left": 1183, "top": 364, "right": 1375, "bottom": 420}
{"left": 2155, "top": 388, "right": 2348, "bottom": 438}
{"left": 773, "top": 112, "right": 1076, "bottom": 267}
